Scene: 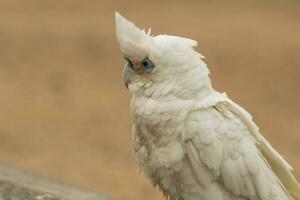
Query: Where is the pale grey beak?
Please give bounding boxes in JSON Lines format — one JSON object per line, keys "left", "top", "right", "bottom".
{"left": 123, "top": 64, "right": 136, "bottom": 89}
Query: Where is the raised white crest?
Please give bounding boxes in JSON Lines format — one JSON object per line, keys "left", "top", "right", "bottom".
{"left": 115, "top": 12, "right": 153, "bottom": 60}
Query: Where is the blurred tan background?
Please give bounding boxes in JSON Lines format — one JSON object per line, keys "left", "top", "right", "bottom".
{"left": 0, "top": 0, "right": 299, "bottom": 200}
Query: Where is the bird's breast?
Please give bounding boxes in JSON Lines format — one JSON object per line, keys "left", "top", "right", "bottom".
{"left": 131, "top": 96, "right": 189, "bottom": 136}
{"left": 131, "top": 96, "right": 188, "bottom": 170}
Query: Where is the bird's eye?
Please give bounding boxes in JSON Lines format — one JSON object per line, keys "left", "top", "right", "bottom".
{"left": 141, "top": 58, "right": 155, "bottom": 74}
{"left": 124, "top": 57, "right": 134, "bottom": 70}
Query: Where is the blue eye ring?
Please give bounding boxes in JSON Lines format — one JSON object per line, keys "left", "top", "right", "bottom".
{"left": 141, "top": 57, "right": 155, "bottom": 74}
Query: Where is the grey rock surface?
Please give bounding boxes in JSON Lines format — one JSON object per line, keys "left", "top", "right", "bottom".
{"left": 0, "top": 162, "right": 113, "bottom": 200}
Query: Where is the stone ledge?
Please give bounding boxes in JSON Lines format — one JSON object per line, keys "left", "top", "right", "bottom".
{"left": 0, "top": 162, "right": 114, "bottom": 200}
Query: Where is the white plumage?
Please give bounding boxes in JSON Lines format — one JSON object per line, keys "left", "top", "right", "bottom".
{"left": 115, "top": 12, "right": 300, "bottom": 200}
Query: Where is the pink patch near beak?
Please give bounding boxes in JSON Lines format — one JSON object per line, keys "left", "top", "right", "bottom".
{"left": 132, "top": 59, "right": 144, "bottom": 74}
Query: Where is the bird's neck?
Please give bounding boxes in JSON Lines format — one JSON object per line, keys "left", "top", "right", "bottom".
{"left": 141, "top": 75, "right": 215, "bottom": 102}
{"left": 172, "top": 76, "right": 215, "bottom": 101}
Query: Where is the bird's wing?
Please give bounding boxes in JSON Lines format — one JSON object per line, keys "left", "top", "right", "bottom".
{"left": 184, "top": 100, "right": 300, "bottom": 200}
{"left": 217, "top": 101, "right": 300, "bottom": 199}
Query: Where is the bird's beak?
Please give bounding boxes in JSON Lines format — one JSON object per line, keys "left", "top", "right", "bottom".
{"left": 123, "top": 64, "right": 136, "bottom": 89}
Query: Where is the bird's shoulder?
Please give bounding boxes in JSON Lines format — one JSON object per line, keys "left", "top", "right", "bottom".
{"left": 184, "top": 103, "right": 251, "bottom": 146}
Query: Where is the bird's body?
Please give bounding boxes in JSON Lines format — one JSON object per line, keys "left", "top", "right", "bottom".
{"left": 132, "top": 92, "right": 292, "bottom": 200}
{"left": 115, "top": 13, "right": 300, "bottom": 200}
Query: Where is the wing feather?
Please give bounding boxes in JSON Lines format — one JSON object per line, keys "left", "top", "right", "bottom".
{"left": 217, "top": 101, "right": 300, "bottom": 199}
{"left": 184, "top": 101, "right": 298, "bottom": 200}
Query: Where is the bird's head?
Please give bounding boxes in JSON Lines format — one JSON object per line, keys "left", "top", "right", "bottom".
{"left": 115, "top": 12, "right": 212, "bottom": 100}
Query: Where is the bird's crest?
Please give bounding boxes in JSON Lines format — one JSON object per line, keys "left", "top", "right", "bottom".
{"left": 115, "top": 12, "right": 153, "bottom": 61}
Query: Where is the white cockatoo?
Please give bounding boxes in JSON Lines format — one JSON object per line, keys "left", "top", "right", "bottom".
{"left": 115, "top": 12, "right": 300, "bottom": 200}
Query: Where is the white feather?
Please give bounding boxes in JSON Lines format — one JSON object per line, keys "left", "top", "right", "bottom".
{"left": 115, "top": 13, "right": 300, "bottom": 200}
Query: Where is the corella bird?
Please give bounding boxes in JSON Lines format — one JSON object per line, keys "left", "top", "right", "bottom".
{"left": 115, "top": 12, "right": 300, "bottom": 200}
